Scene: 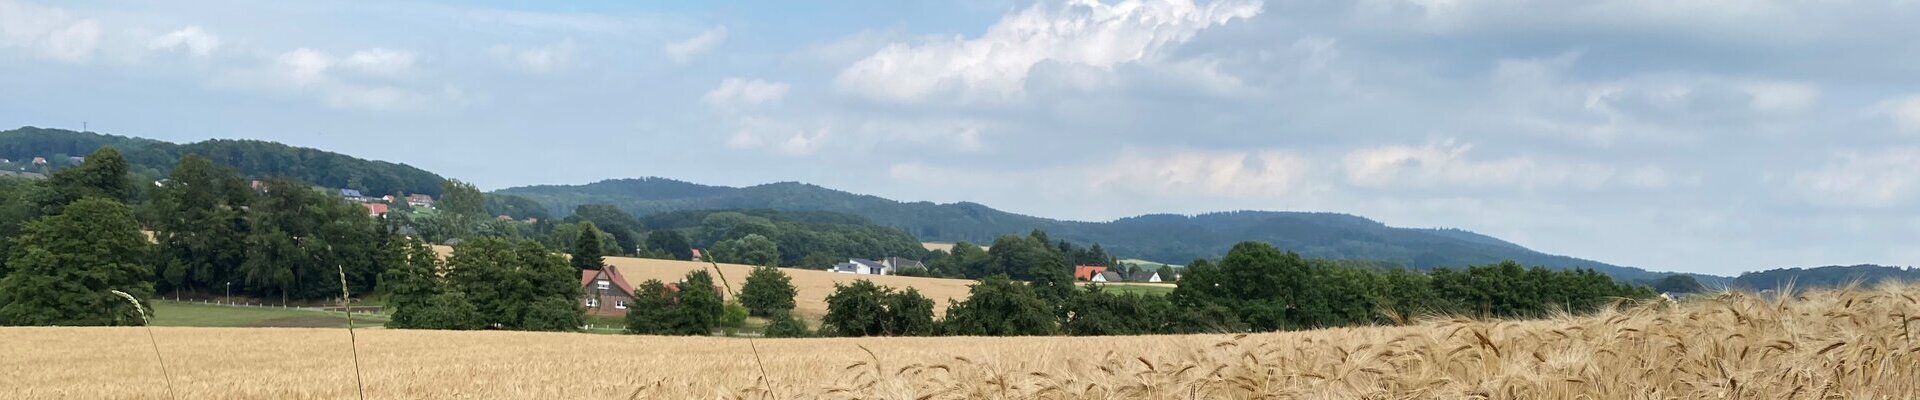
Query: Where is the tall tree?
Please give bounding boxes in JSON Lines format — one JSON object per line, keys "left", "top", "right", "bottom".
{"left": 570, "top": 221, "right": 607, "bottom": 271}
{"left": 438, "top": 179, "right": 486, "bottom": 218}
{"left": 882, "top": 288, "right": 936, "bottom": 336}
{"left": 445, "top": 238, "right": 583, "bottom": 331}
{"left": 712, "top": 233, "right": 779, "bottom": 266}
{"left": 38, "top": 147, "right": 140, "bottom": 214}
{"left": 152, "top": 155, "right": 251, "bottom": 294}
{"left": 571, "top": 204, "right": 641, "bottom": 254}
{"left": 643, "top": 230, "right": 693, "bottom": 260}
{"left": 624, "top": 280, "right": 677, "bottom": 335}
{"left": 940, "top": 275, "right": 1056, "bottom": 336}
{"left": 822, "top": 279, "right": 889, "bottom": 337}
{"left": 0, "top": 198, "right": 153, "bottom": 326}
{"left": 670, "top": 270, "right": 723, "bottom": 335}
{"left": 739, "top": 265, "right": 797, "bottom": 317}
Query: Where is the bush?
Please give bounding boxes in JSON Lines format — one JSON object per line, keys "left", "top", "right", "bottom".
{"left": 763, "top": 312, "right": 812, "bottom": 338}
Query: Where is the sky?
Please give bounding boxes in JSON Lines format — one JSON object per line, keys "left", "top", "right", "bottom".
{"left": 3, "top": 0, "right": 1919, "bottom": 275}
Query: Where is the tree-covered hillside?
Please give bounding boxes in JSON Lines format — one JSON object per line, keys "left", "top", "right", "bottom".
{"left": 1731, "top": 265, "right": 1920, "bottom": 292}
{"left": 497, "top": 178, "right": 1687, "bottom": 281}
{"left": 0, "top": 127, "right": 444, "bottom": 196}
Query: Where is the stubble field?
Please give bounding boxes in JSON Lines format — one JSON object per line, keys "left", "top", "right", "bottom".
{"left": 5, "top": 283, "right": 1916, "bottom": 399}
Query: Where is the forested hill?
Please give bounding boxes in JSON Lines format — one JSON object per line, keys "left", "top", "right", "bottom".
{"left": 1731, "top": 265, "right": 1920, "bottom": 292}
{"left": 0, "top": 127, "right": 445, "bottom": 196}
{"left": 497, "top": 178, "right": 1682, "bottom": 281}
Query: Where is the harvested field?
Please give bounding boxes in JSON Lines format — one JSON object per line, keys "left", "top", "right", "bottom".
{"left": 5, "top": 283, "right": 1916, "bottom": 398}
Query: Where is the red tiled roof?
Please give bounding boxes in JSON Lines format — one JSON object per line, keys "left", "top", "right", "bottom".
{"left": 1074, "top": 265, "right": 1108, "bottom": 281}
{"left": 579, "top": 265, "right": 638, "bottom": 295}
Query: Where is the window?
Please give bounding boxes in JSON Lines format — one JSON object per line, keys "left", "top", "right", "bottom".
{"left": 615, "top": 300, "right": 627, "bottom": 309}
{"left": 585, "top": 297, "right": 599, "bottom": 307}
{"left": 596, "top": 279, "right": 610, "bottom": 290}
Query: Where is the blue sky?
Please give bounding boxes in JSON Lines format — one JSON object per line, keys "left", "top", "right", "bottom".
{"left": 3, "top": 0, "right": 1919, "bottom": 275}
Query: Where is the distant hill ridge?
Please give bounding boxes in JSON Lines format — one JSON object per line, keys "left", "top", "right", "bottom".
{"left": 1731, "top": 264, "right": 1920, "bottom": 292}
{"left": 0, "top": 127, "right": 446, "bottom": 196}
{"left": 497, "top": 178, "right": 1696, "bottom": 281}
{"left": 0, "top": 127, "right": 1708, "bottom": 282}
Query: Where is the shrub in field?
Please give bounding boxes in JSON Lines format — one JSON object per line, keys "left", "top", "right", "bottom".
{"left": 624, "top": 280, "right": 676, "bottom": 335}
{"left": 762, "top": 311, "right": 812, "bottom": 338}
{"left": 669, "top": 270, "right": 723, "bottom": 335}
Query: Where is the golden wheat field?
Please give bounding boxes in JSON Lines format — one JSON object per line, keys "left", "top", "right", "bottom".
{"left": 5, "top": 283, "right": 1917, "bottom": 399}
{"left": 430, "top": 246, "right": 982, "bottom": 320}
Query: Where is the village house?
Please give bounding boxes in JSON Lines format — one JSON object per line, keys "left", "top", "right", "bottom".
{"left": 580, "top": 266, "right": 637, "bottom": 317}
{"left": 405, "top": 194, "right": 434, "bottom": 208}
{"left": 31, "top": 157, "right": 46, "bottom": 165}
{"left": 1073, "top": 265, "right": 1108, "bottom": 281}
{"left": 1128, "top": 271, "right": 1162, "bottom": 283}
{"left": 579, "top": 265, "right": 727, "bottom": 317}
{"left": 339, "top": 188, "right": 366, "bottom": 201}
{"left": 1091, "top": 271, "right": 1123, "bottom": 283}
{"left": 364, "top": 203, "right": 389, "bottom": 217}
{"left": 831, "top": 257, "right": 926, "bottom": 275}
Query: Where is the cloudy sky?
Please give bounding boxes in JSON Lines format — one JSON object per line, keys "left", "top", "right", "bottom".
{"left": 3, "top": 0, "right": 1919, "bottom": 275}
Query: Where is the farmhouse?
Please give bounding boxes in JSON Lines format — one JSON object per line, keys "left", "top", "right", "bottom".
{"left": 1074, "top": 265, "right": 1108, "bottom": 281}
{"left": 580, "top": 266, "right": 637, "bottom": 317}
{"left": 1091, "top": 271, "right": 1123, "bottom": 283}
{"left": 406, "top": 194, "right": 435, "bottom": 208}
{"left": 581, "top": 265, "right": 730, "bottom": 316}
{"left": 364, "top": 202, "right": 389, "bottom": 217}
{"left": 831, "top": 257, "right": 926, "bottom": 275}
{"left": 1128, "top": 271, "right": 1162, "bottom": 283}
{"left": 339, "top": 188, "right": 366, "bottom": 201}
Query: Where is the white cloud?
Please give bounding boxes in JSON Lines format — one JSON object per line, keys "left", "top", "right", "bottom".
{"left": 490, "top": 40, "right": 574, "bottom": 74}
{"left": 341, "top": 48, "right": 415, "bottom": 77}
{"left": 702, "top": 78, "right": 789, "bottom": 108}
{"left": 1342, "top": 139, "right": 1675, "bottom": 190}
{"left": 834, "top": 0, "right": 1263, "bottom": 103}
{"left": 1791, "top": 148, "right": 1920, "bottom": 208}
{"left": 663, "top": 26, "right": 727, "bottom": 64}
{"left": 1739, "top": 81, "right": 1818, "bottom": 113}
{"left": 0, "top": 0, "right": 100, "bottom": 63}
{"left": 276, "top": 48, "right": 335, "bottom": 86}
{"left": 1875, "top": 95, "right": 1920, "bottom": 134}
{"left": 147, "top": 26, "right": 221, "bottom": 57}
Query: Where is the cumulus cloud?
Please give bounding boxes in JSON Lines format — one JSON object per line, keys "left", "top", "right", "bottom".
{"left": 147, "top": 26, "right": 220, "bottom": 57}
{"left": 834, "top": 0, "right": 1262, "bottom": 103}
{"left": 258, "top": 47, "right": 443, "bottom": 112}
{"left": 490, "top": 40, "right": 574, "bottom": 73}
{"left": 1093, "top": 148, "right": 1307, "bottom": 196}
{"left": 276, "top": 48, "right": 335, "bottom": 86}
{"left": 663, "top": 26, "right": 726, "bottom": 64}
{"left": 0, "top": 0, "right": 100, "bottom": 63}
{"left": 702, "top": 78, "right": 789, "bottom": 108}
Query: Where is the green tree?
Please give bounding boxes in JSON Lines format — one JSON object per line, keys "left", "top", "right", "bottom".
{"left": 570, "top": 221, "right": 607, "bottom": 271}
{"left": 151, "top": 155, "right": 251, "bottom": 294}
{"left": 571, "top": 204, "right": 642, "bottom": 254}
{"left": 940, "top": 275, "right": 1056, "bottom": 336}
{"left": 624, "top": 280, "right": 677, "bottom": 335}
{"left": 712, "top": 233, "right": 779, "bottom": 266}
{"left": 407, "top": 292, "right": 483, "bottom": 330}
{"left": 739, "top": 266, "right": 797, "bottom": 317}
{"left": 670, "top": 270, "right": 723, "bottom": 335}
{"left": 1155, "top": 265, "right": 1177, "bottom": 282}
{"left": 822, "top": 279, "right": 889, "bottom": 337}
{"left": 643, "top": 230, "right": 693, "bottom": 260}
{"left": 239, "top": 178, "right": 384, "bottom": 302}
{"left": 718, "top": 301, "right": 750, "bottom": 335}
{"left": 1064, "top": 285, "right": 1172, "bottom": 336}
{"left": 445, "top": 238, "right": 583, "bottom": 331}
{"left": 438, "top": 179, "right": 486, "bottom": 218}
{"left": 548, "top": 222, "right": 620, "bottom": 257}
{"left": 883, "top": 288, "right": 937, "bottom": 336}
{"left": 763, "top": 311, "right": 812, "bottom": 338}
{"left": 379, "top": 236, "right": 447, "bottom": 329}
{"left": 0, "top": 198, "right": 153, "bottom": 326}
{"left": 39, "top": 147, "right": 140, "bottom": 214}
{"left": 1650, "top": 274, "right": 1706, "bottom": 294}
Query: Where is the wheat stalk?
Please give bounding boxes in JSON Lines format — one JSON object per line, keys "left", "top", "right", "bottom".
{"left": 336, "top": 262, "right": 367, "bottom": 400}
{"left": 111, "top": 289, "right": 175, "bottom": 400}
